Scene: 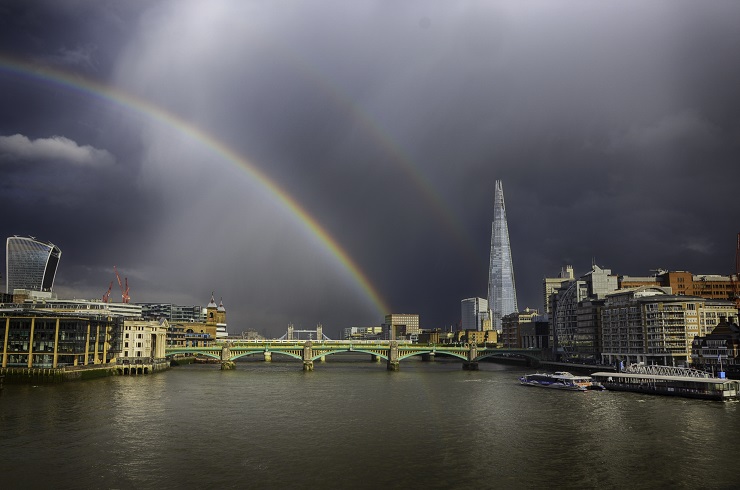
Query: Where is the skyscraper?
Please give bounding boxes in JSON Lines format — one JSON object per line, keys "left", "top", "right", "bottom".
{"left": 461, "top": 297, "right": 489, "bottom": 331}
{"left": 488, "top": 180, "right": 518, "bottom": 330}
{"left": 5, "top": 236, "right": 62, "bottom": 294}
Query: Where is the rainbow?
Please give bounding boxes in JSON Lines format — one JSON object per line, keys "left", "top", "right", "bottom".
{"left": 0, "top": 55, "right": 391, "bottom": 316}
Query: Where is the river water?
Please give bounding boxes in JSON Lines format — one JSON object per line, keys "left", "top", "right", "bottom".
{"left": 1, "top": 357, "right": 739, "bottom": 489}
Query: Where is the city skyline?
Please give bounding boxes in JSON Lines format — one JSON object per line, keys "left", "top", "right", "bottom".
{"left": 2, "top": 1, "right": 740, "bottom": 337}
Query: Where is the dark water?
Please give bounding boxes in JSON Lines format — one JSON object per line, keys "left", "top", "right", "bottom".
{"left": 1, "top": 358, "right": 739, "bottom": 489}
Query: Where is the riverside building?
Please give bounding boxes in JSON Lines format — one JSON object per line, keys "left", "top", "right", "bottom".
{"left": 0, "top": 301, "right": 168, "bottom": 371}
{"left": 619, "top": 270, "right": 740, "bottom": 307}
{"left": 0, "top": 308, "right": 118, "bottom": 368}
{"left": 551, "top": 265, "right": 618, "bottom": 361}
{"left": 691, "top": 315, "right": 740, "bottom": 375}
{"left": 342, "top": 326, "right": 383, "bottom": 340}
{"left": 0, "top": 295, "right": 150, "bottom": 369}
{"left": 542, "top": 265, "right": 574, "bottom": 316}
{"left": 600, "top": 286, "right": 738, "bottom": 366}
{"left": 501, "top": 308, "right": 539, "bottom": 348}
{"left": 383, "top": 313, "right": 420, "bottom": 341}
{"left": 119, "top": 318, "right": 168, "bottom": 362}
{"left": 166, "top": 294, "right": 227, "bottom": 347}
{"left": 138, "top": 302, "right": 206, "bottom": 323}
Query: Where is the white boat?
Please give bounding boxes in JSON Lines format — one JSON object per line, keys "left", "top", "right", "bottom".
{"left": 519, "top": 371, "right": 603, "bottom": 391}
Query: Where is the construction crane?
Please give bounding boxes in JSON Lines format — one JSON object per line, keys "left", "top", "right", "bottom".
{"left": 114, "top": 266, "right": 131, "bottom": 304}
{"left": 123, "top": 277, "right": 130, "bottom": 304}
{"left": 102, "top": 281, "right": 113, "bottom": 303}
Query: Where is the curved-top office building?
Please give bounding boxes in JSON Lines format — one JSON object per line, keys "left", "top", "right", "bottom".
{"left": 5, "top": 236, "right": 62, "bottom": 293}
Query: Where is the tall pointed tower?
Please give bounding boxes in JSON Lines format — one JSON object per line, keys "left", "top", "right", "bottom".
{"left": 488, "top": 180, "right": 518, "bottom": 330}
{"left": 206, "top": 293, "right": 218, "bottom": 325}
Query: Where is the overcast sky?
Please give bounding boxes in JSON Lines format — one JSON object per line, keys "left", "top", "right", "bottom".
{"left": 2, "top": 1, "right": 739, "bottom": 337}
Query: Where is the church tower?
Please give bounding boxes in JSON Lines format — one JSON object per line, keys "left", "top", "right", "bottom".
{"left": 206, "top": 293, "right": 218, "bottom": 326}
{"left": 216, "top": 298, "right": 227, "bottom": 326}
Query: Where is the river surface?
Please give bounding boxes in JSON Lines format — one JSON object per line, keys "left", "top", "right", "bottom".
{"left": 1, "top": 357, "right": 739, "bottom": 489}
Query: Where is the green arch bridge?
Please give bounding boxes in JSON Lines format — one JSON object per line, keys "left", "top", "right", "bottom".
{"left": 166, "top": 340, "right": 543, "bottom": 371}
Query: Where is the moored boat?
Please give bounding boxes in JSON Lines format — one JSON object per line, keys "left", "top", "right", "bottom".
{"left": 591, "top": 364, "right": 740, "bottom": 401}
{"left": 193, "top": 355, "right": 220, "bottom": 364}
{"left": 519, "top": 371, "right": 603, "bottom": 391}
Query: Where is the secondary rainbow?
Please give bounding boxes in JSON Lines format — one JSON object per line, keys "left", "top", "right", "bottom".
{"left": 0, "top": 55, "right": 390, "bottom": 316}
{"left": 278, "top": 47, "right": 484, "bottom": 268}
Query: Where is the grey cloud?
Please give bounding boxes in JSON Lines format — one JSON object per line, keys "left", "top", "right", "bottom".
{"left": 39, "top": 44, "right": 99, "bottom": 70}
{"left": 608, "top": 112, "right": 721, "bottom": 156}
{"left": 0, "top": 134, "right": 115, "bottom": 167}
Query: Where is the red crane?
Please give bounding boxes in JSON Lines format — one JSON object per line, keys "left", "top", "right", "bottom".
{"left": 102, "top": 281, "right": 113, "bottom": 303}
{"left": 123, "top": 277, "right": 130, "bottom": 304}
{"left": 114, "top": 266, "right": 131, "bottom": 304}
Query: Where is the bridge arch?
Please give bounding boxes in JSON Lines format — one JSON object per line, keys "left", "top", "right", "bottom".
{"left": 230, "top": 351, "right": 303, "bottom": 361}
{"left": 229, "top": 351, "right": 266, "bottom": 361}
{"left": 167, "top": 350, "right": 220, "bottom": 360}
{"left": 309, "top": 349, "right": 389, "bottom": 362}
{"left": 397, "top": 350, "right": 468, "bottom": 362}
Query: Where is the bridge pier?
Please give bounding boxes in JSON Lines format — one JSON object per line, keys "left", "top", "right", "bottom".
{"left": 221, "top": 344, "right": 235, "bottom": 370}
{"left": 371, "top": 355, "right": 381, "bottom": 363}
{"left": 303, "top": 341, "right": 314, "bottom": 371}
{"left": 463, "top": 343, "right": 479, "bottom": 370}
{"left": 387, "top": 341, "right": 399, "bottom": 371}
{"left": 263, "top": 352, "right": 272, "bottom": 362}
{"left": 319, "top": 355, "right": 326, "bottom": 363}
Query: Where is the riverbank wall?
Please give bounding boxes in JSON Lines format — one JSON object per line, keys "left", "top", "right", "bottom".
{"left": 0, "top": 359, "right": 170, "bottom": 384}
{"left": 0, "top": 366, "right": 115, "bottom": 383}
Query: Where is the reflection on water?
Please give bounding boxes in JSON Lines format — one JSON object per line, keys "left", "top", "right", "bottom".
{"left": 1, "top": 360, "right": 738, "bottom": 489}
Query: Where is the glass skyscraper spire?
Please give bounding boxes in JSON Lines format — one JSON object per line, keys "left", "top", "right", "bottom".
{"left": 488, "top": 180, "right": 518, "bottom": 330}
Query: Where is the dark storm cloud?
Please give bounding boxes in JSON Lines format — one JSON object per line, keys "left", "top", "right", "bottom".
{"left": 1, "top": 0, "right": 739, "bottom": 336}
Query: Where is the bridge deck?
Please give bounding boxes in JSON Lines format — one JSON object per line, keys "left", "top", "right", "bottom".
{"left": 166, "top": 341, "right": 542, "bottom": 369}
